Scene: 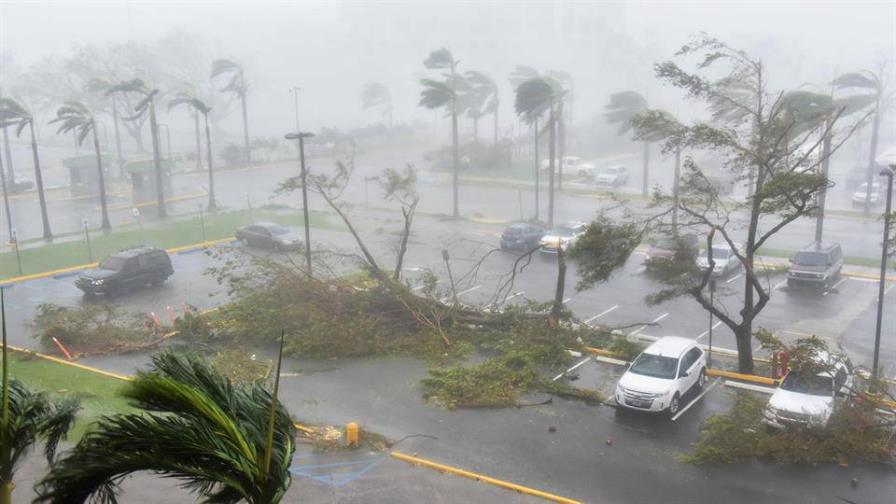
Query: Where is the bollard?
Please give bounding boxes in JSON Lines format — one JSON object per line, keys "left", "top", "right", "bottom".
{"left": 345, "top": 422, "right": 360, "bottom": 447}
{"left": 167, "top": 305, "right": 176, "bottom": 324}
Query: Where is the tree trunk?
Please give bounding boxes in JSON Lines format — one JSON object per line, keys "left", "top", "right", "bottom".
{"left": 393, "top": 198, "right": 419, "bottom": 281}
{"left": 205, "top": 114, "right": 216, "bottom": 211}
{"left": 451, "top": 107, "right": 459, "bottom": 218}
{"left": 815, "top": 116, "right": 833, "bottom": 242}
{"left": 558, "top": 102, "right": 565, "bottom": 191}
{"left": 493, "top": 104, "right": 498, "bottom": 147}
{"left": 148, "top": 105, "right": 167, "bottom": 218}
{"left": 194, "top": 111, "right": 202, "bottom": 171}
{"left": 548, "top": 105, "right": 556, "bottom": 228}
{"left": 534, "top": 118, "right": 540, "bottom": 222}
{"left": 29, "top": 122, "right": 52, "bottom": 240}
{"left": 240, "top": 91, "right": 251, "bottom": 167}
{"left": 0, "top": 151, "right": 13, "bottom": 242}
{"left": 92, "top": 126, "right": 111, "bottom": 231}
{"left": 672, "top": 148, "right": 681, "bottom": 232}
{"left": 642, "top": 141, "right": 650, "bottom": 197}
{"left": 863, "top": 99, "right": 881, "bottom": 217}
{"left": 1, "top": 480, "right": 13, "bottom": 504}
{"left": 734, "top": 325, "right": 754, "bottom": 373}
{"left": 0, "top": 86, "right": 15, "bottom": 185}
{"left": 551, "top": 246, "right": 566, "bottom": 320}
{"left": 111, "top": 103, "right": 124, "bottom": 177}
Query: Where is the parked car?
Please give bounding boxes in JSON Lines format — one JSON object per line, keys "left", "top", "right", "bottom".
{"left": 614, "top": 337, "right": 706, "bottom": 416}
{"left": 75, "top": 247, "right": 173, "bottom": 296}
{"left": 593, "top": 165, "right": 628, "bottom": 186}
{"left": 696, "top": 241, "right": 743, "bottom": 277}
{"left": 763, "top": 351, "right": 853, "bottom": 430}
{"left": 500, "top": 223, "right": 545, "bottom": 251}
{"left": 235, "top": 222, "right": 302, "bottom": 251}
{"left": 644, "top": 234, "right": 700, "bottom": 269}
{"left": 9, "top": 176, "right": 34, "bottom": 193}
{"left": 851, "top": 181, "right": 890, "bottom": 207}
{"left": 787, "top": 242, "right": 843, "bottom": 289}
{"left": 845, "top": 165, "right": 868, "bottom": 191}
{"left": 539, "top": 221, "right": 587, "bottom": 254}
{"left": 540, "top": 156, "right": 597, "bottom": 177}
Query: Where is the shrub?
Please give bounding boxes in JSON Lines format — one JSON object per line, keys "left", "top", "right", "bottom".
{"left": 32, "top": 304, "right": 160, "bottom": 355}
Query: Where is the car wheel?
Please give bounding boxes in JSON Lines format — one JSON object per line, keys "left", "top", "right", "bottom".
{"left": 696, "top": 368, "right": 707, "bottom": 390}
{"left": 668, "top": 393, "right": 680, "bottom": 416}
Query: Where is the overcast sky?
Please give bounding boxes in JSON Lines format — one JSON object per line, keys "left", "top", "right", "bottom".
{"left": 1, "top": 0, "right": 894, "bottom": 136}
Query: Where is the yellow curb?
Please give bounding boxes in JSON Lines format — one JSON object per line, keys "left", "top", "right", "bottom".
{"left": 469, "top": 216, "right": 509, "bottom": 225}
{"left": 293, "top": 422, "right": 315, "bottom": 434}
{"left": 707, "top": 368, "right": 778, "bottom": 386}
{"left": 106, "top": 191, "right": 207, "bottom": 211}
{"left": 390, "top": 451, "right": 582, "bottom": 504}
{"left": 841, "top": 271, "right": 896, "bottom": 282}
{"left": 2, "top": 343, "right": 133, "bottom": 381}
{"left": 583, "top": 346, "right": 619, "bottom": 358}
{"left": 0, "top": 237, "right": 236, "bottom": 285}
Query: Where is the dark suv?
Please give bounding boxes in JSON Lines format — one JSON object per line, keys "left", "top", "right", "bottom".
{"left": 787, "top": 242, "right": 843, "bottom": 289}
{"left": 500, "top": 223, "right": 545, "bottom": 251}
{"left": 76, "top": 247, "right": 174, "bottom": 296}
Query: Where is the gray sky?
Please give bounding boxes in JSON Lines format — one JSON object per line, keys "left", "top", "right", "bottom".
{"left": 1, "top": 0, "right": 894, "bottom": 136}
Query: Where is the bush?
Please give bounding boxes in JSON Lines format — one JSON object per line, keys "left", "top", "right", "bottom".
{"left": 211, "top": 349, "right": 270, "bottom": 384}
{"left": 32, "top": 303, "right": 161, "bottom": 356}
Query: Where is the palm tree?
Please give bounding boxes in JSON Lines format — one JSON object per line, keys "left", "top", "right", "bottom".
{"left": 211, "top": 59, "right": 251, "bottom": 166}
{"left": 515, "top": 77, "right": 564, "bottom": 228}
{"left": 510, "top": 66, "right": 542, "bottom": 220}
{"left": 0, "top": 98, "right": 53, "bottom": 239}
{"left": 606, "top": 91, "right": 650, "bottom": 196}
{"left": 631, "top": 109, "right": 686, "bottom": 231}
{"left": 51, "top": 101, "right": 112, "bottom": 230}
{"left": 0, "top": 87, "right": 16, "bottom": 186}
{"left": 420, "top": 48, "right": 461, "bottom": 218}
{"left": 105, "top": 79, "right": 167, "bottom": 218}
{"left": 1, "top": 290, "right": 80, "bottom": 504}
{"left": 547, "top": 71, "right": 573, "bottom": 190}
{"left": 361, "top": 82, "right": 393, "bottom": 127}
{"left": 35, "top": 350, "right": 295, "bottom": 504}
{"left": 169, "top": 94, "right": 217, "bottom": 211}
{"left": 85, "top": 78, "right": 125, "bottom": 177}
{"left": 463, "top": 71, "right": 499, "bottom": 145}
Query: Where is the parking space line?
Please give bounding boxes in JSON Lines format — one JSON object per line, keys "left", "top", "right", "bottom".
{"left": 629, "top": 312, "right": 669, "bottom": 336}
{"left": 726, "top": 273, "right": 743, "bottom": 283}
{"left": 584, "top": 305, "right": 619, "bottom": 325}
{"left": 848, "top": 277, "right": 879, "bottom": 283}
{"left": 671, "top": 378, "right": 719, "bottom": 421}
{"left": 823, "top": 277, "right": 847, "bottom": 296}
{"left": 505, "top": 291, "right": 525, "bottom": 301}
{"left": 885, "top": 283, "right": 896, "bottom": 296}
{"left": 695, "top": 321, "right": 723, "bottom": 340}
{"left": 412, "top": 279, "right": 441, "bottom": 292}
{"left": 773, "top": 280, "right": 786, "bottom": 290}
{"left": 562, "top": 297, "right": 571, "bottom": 304}
{"left": 552, "top": 356, "right": 592, "bottom": 381}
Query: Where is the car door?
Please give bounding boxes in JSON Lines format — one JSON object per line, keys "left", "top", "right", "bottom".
{"left": 119, "top": 258, "right": 141, "bottom": 289}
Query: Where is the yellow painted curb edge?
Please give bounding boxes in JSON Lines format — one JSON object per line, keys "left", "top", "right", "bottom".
{"left": 707, "top": 368, "right": 779, "bottom": 386}
{"left": 2, "top": 343, "right": 133, "bottom": 382}
{"left": 390, "top": 451, "right": 582, "bottom": 504}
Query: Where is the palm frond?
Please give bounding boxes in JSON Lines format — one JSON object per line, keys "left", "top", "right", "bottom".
{"left": 605, "top": 90, "right": 648, "bottom": 134}
{"left": 211, "top": 59, "right": 243, "bottom": 79}
{"left": 514, "top": 77, "right": 556, "bottom": 122}
{"left": 419, "top": 79, "right": 455, "bottom": 109}
{"left": 104, "top": 79, "right": 148, "bottom": 97}
{"left": 831, "top": 72, "right": 880, "bottom": 92}
{"left": 423, "top": 48, "right": 455, "bottom": 70}
{"left": 508, "top": 65, "right": 541, "bottom": 87}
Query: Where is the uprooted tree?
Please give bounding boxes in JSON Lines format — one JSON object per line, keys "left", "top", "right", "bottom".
{"left": 631, "top": 35, "right": 871, "bottom": 373}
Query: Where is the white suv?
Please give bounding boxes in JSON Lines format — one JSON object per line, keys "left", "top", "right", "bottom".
{"left": 615, "top": 337, "right": 706, "bottom": 416}
{"left": 763, "top": 352, "right": 853, "bottom": 429}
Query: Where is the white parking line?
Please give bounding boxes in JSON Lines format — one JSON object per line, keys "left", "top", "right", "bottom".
{"left": 552, "top": 356, "right": 593, "bottom": 381}
{"left": 726, "top": 273, "right": 743, "bottom": 284}
{"left": 584, "top": 305, "right": 619, "bottom": 325}
{"left": 885, "top": 283, "right": 896, "bottom": 296}
{"left": 823, "top": 278, "right": 847, "bottom": 296}
{"left": 695, "top": 321, "right": 724, "bottom": 340}
{"left": 848, "top": 277, "right": 879, "bottom": 283}
{"left": 629, "top": 312, "right": 669, "bottom": 336}
{"left": 412, "top": 279, "right": 441, "bottom": 292}
{"left": 773, "top": 280, "right": 787, "bottom": 290}
{"left": 672, "top": 378, "right": 719, "bottom": 422}
{"left": 504, "top": 291, "right": 525, "bottom": 301}
{"left": 562, "top": 297, "right": 572, "bottom": 304}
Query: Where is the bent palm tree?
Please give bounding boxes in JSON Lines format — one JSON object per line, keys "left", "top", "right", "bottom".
{"left": 0, "top": 98, "right": 53, "bottom": 239}
{"left": 1, "top": 291, "right": 80, "bottom": 504}
{"left": 169, "top": 94, "right": 217, "bottom": 211}
{"left": 515, "top": 77, "right": 563, "bottom": 227}
{"left": 631, "top": 109, "right": 686, "bottom": 232}
{"left": 51, "top": 101, "right": 112, "bottom": 230}
{"left": 212, "top": 59, "right": 251, "bottom": 166}
{"left": 105, "top": 79, "right": 167, "bottom": 218}
{"left": 35, "top": 350, "right": 296, "bottom": 504}
{"left": 85, "top": 78, "right": 125, "bottom": 177}
{"left": 420, "top": 48, "right": 461, "bottom": 218}
{"left": 605, "top": 91, "right": 649, "bottom": 196}
{"left": 361, "top": 82, "right": 393, "bottom": 127}
{"left": 464, "top": 71, "right": 498, "bottom": 145}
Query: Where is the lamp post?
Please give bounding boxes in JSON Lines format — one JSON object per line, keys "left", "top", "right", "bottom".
{"left": 708, "top": 278, "right": 716, "bottom": 370}
{"left": 872, "top": 165, "right": 894, "bottom": 380}
{"left": 198, "top": 202, "right": 207, "bottom": 242}
{"left": 285, "top": 131, "right": 314, "bottom": 277}
{"left": 290, "top": 86, "right": 302, "bottom": 132}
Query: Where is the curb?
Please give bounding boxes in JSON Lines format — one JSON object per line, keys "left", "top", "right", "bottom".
{"left": 390, "top": 451, "right": 582, "bottom": 504}
{"left": 2, "top": 343, "right": 133, "bottom": 382}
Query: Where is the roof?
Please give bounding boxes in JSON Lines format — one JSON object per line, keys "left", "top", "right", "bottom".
{"left": 799, "top": 241, "right": 840, "bottom": 253}
{"left": 124, "top": 159, "right": 176, "bottom": 175}
{"left": 110, "top": 246, "right": 164, "bottom": 258}
{"left": 63, "top": 155, "right": 114, "bottom": 170}
{"left": 643, "top": 337, "right": 694, "bottom": 358}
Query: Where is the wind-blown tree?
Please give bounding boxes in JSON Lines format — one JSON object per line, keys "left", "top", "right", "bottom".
{"left": 35, "top": 351, "right": 296, "bottom": 504}
{"left": 51, "top": 101, "right": 113, "bottom": 230}
{"left": 640, "top": 36, "right": 867, "bottom": 373}
{"left": 515, "top": 77, "right": 564, "bottom": 227}
{"left": 463, "top": 71, "right": 498, "bottom": 145}
{"left": 631, "top": 110, "right": 687, "bottom": 231}
{"left": 0, "top": 98, "right": 53, "bottom": 239}
{"left": 0, "top": 87, "right": 16, "bottom": 186}
{"left": 84, "top": 78, "right": 126, "bottom": 175}
{"left": 546, "top": 70, "right": 573, "bottom": 190}
{"left": 605, "top": 91, "right": 650, "bottom": 196}
{"left": 211, "top": 59, "right": 251, "bottom": 166}
{"left": 420, "top": 48, "right": 462, "bottom": 218}
{"left": 105, "top": 79, "right": 167, "bottom": 218}
{"left": 1, "top": 291, "right": 80, "bottom": 504}
{"left": 169, "top": 93, "right": 217, "bottom": 211}
{"left": 831, "top": 67, "right": 892, "bottom": 216}
{"left": 361, "top": 82, "right": 393, "bottom": 127}
{"left": 509, "top": 66, "right": 543, "bottom": 220}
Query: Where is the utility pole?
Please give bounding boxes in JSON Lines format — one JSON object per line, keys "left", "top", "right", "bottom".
{"left": 285, "top": 131, "right": 314, "bottom": 277}
{"left": 290, "top": 86, "right": 302, "bottom": 133}
{"left": 872, "top": 165, "right": 894, "bottom": 380}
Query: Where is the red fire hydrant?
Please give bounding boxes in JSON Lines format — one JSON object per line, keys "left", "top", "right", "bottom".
{"left": 771, "top": 351, "right": 790, "bottom": 379}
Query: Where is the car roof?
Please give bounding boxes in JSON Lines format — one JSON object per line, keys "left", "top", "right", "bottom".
{"left": 507, "top": 222, "right": 533, "bottom": 229}
{"left": 252, "top": 222, "right": 279, "bottom": 228}
{"left": 642, "top": 337, "right": 695, "bottom": 358}
{"left": 111, "top": 246, "right": 164, "bottom": 258}
{"left": 798, "top": 241, "right": 840, "bottom": 253}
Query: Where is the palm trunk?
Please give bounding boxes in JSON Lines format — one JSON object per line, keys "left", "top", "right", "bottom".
{"left": 815, "top": 116, "right": 833, "bottom": 242}
{"left": 551, "top": 246, "right": 566, "bottom": 320}
{"left": 194, "top": 111, "right": 202, "bottom": 171}
{"left": 534, "top": 118, "right": 540, "bottom": 222}
{"left": 111, "top": 103, "right": 124, "bottom": 177}
{"left": 204, "top": 114, "right": 216, "bottom": 211}
{"left": 558, "top": 102, "right": 565, "bottom": 191}
{"left": 29, "top": 123, "right": 52, "bottom": 240}
{"left": 0, "top": 152, "right": 13, "bottom": 242}
{"left": 672, "top": 147, "right": 681, "bottom": 232}
{"left": 148, "top": 105, "right": 167, "bottom": 218}
{"left": 493, "top": 103, "right": 498, "bottom": 147}
{"left": 240, "top": 91, "right": 251, "bottom": 166}
{"left": 0, "top": 87, "right": 14, "bottom": 185}
{"left": 0, "top": 480, "right": 12, "bottom": 504}
{"left": 451, "top": 107, "right": 459, "bottom": 218}
{"left": 642, "top": 141, "right": 650, "bottom": 197}
{"left": 548, "top": 105, "right": 556, "bottom": 228}
{"left": 863, "top": 99, "right": 881, "bottom": 217}
{"left": 92, "top": 126, "right": 111, "bottom": 231}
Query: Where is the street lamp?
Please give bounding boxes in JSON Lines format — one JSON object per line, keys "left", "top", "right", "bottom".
{"left": 872, "top": 165, "right": 894, "bottom": 380}
{"left": 290, "top": 87, "right": 302, "bottom": 133}
{"left": 285, "top": 131, "right": 314, "bottom": 277}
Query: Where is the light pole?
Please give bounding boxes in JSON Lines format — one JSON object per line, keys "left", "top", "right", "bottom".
{"left": 442, "top": 250, "right": 458, "bottom": 304}
{"left": 158, "top": 123, "right": 172, "bottom": 161}
{"left": 708, "top": 278, "right": 716, "bottom": 370}
{"left": 198, "top": 202, "right": 207, "bottom": 242}
{"left": 290, "top": 87, "right": 302, "bottom": 133}
{"left": 285, "top": 131, "right": 314, "bottom": 277}
{"left": 0, "top": 151, "right": 13, "bottom": 246}
{"left": 872, "top": 165, "right": 894, "bottom": 380}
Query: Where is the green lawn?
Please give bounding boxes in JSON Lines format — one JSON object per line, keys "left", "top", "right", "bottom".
{"left": 1, "top": 208, "right": 333, "bottom": 279}
{"left": 6, "top": 353, "right": 134, "bottom": 440}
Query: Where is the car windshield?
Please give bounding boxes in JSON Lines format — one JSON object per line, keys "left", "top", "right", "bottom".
{"left": 628, "top": 353, "right": 678, "bottom": 379}
{"left": 780, "top": 372, "right": 833, "bottom": 396}
{"left": 99, "top": 256, "right": 128, "bottom": 271}
{"left": 504, "top": 227, "right": 523, "bottom": 236}
{"left": 267, "top": 224, "right": 290, "bottom": 235}
{"left": 705, "top": 246, "right": 730, "bottom": 259}
{"left": 793, "top": 251, "right": 827, "bottom": 267}
{"left": 856, "top": 183, "right": 880, "bottom": 192}
{"left": 549, "top": 227, "right": 574, "bottom": 237}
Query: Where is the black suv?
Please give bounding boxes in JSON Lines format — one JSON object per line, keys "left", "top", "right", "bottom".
{"left": 787, "top": 242, "right": 843, "bottom": 289}
{"left": 76, "top": 247, "right": 174, "bottom": 296}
